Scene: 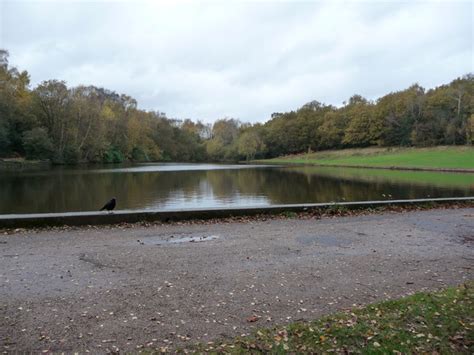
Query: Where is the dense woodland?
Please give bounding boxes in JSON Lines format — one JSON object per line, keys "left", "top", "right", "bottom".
{"left": 0, "top": 49, "right": 472, "bottom": 164}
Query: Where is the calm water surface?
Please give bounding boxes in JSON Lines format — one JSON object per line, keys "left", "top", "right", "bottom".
{"left": 1, "top": 163, "right": 473, "bottom": 214}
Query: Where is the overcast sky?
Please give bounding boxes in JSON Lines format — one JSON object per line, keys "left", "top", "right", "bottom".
{"left": 1, "top": 0, "right": 472, "bottom": 123}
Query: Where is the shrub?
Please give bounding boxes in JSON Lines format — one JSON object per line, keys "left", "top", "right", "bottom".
{"left": 131, "top": 147, "right": 148, "bottom": 162}
{"left": 63, "top": 145, "right": 81, "bottom": 164}
{"left": 103, "top": 147, "right": 124, "bottom": 163}
{"left": 22, "top": 128, "right": 53, "bottom": 160}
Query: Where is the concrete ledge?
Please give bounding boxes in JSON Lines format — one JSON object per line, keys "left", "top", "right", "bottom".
{"left": 0, "top": 197, "right": 473, "bottom": 229}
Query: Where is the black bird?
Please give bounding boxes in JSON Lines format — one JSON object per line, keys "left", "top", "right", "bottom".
{"left": 100, "top": 197, "right": 116, "bottom": 212}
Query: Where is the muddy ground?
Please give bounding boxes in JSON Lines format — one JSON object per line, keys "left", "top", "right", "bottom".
{"left": 1, "top": 208, "right": 473, "bottom": 353}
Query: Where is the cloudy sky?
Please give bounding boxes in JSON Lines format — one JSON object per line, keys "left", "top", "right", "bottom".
{"left": 1, "top": 0, "right": 472, "bottom": 123}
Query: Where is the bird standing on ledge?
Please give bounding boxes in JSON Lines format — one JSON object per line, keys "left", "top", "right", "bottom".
{"left": 100, "top": 198, "right": 116, "bottom": 213}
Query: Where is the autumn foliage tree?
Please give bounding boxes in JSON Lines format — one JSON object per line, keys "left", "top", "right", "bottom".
{"left": 0, "top": 49, "right": 472, "bottom": 163}
{"left": 0, "top": 50, "right": 206, "bottom": 163}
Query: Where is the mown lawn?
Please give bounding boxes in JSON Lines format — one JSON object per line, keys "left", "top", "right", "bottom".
{"left": 181, "top": 282, "right": 473, "bottom": 354}
{"left": 261, "top": 146, "right": 474, "bottom": 170}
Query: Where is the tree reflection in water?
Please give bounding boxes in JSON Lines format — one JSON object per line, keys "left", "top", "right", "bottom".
{"left": 0, "top": 164, "right": 472, "bottom": 213}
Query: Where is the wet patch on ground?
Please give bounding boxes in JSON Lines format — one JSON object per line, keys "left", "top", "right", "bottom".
{"left": 136, "top": 233, "right": 219, "bottom": 245}
{"left": 458, "top": 234, "right": 474, "bottom": 245}
{"left": 78, "top": 252, "right": 108, "bottom": 268}
{"left": 296, "top": 234, "right": 352, "bottom": 247}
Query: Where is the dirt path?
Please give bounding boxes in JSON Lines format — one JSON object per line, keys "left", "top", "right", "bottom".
{"left": 1, "top": 208, "right": 473, "bottom": 353}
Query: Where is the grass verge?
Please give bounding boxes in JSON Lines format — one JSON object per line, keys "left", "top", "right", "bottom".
{"left": 258, "top": 146, "right": 474, "bottom": 171}
{"left": 182, "top": 282, "right": 473, "bottom": 354}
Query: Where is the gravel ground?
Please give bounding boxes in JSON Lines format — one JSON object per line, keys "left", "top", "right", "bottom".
{"left": 1, "top": 208, "right": 473, "bottom": 353}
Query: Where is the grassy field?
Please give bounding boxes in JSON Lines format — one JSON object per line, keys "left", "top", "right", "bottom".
{"left": 186, "top": 282, "right": 473, "bottom": 354}
{"left": 259, "top": 146, "right": 474, "bottom": 170}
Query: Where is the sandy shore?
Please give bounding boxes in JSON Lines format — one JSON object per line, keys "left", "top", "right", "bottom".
{"left": 1, "top": 208, "right": 473, "bottom": 352}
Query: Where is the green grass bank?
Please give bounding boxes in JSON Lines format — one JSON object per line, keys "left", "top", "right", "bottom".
{"left": 184, "top": 282, "right": 473, "bottom": 354}
{"left": 257, "top": 146, "right": 474, "bottom": 171}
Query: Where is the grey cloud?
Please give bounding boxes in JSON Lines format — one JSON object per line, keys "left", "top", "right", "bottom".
{"left": 1, "top": 1, "right": 472, "bottom": 123}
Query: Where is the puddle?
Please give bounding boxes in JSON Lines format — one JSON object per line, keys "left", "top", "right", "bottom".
{"left": 137, "top": 234, "right": 219, "bottom": 246}
{"left": 296, "top": 234, "right": 351, "bottom": 247}
{"left": 459, "top": 234, "right": 474, "bottom": 245}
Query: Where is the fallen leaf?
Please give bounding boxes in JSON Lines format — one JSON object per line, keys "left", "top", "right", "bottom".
{"left": 246, "top": 315, "right": 259, "bottom": 323}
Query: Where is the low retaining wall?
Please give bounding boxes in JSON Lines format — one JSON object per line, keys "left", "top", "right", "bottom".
{"left": 0, "top": 197, "right": 472, "bottom": 229}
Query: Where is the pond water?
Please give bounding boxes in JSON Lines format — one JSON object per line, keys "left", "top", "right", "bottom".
{"left": 0, "top": 163, "right": 473, "bottom": 214}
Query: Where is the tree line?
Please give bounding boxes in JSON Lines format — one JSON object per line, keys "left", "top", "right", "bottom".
{"left": 0, "top": 49, "right": 472, "bottom": 164}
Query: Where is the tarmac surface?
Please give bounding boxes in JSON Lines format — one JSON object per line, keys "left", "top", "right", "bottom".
{"left": 1, "top": 208, "right": 473, "bottom": 352}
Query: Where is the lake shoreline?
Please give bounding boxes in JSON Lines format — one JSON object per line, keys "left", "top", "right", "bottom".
{"left": 1, "top": 197, "right": 472, "bottom": 230}
{"left": 252, "top": 161, "right": 474, "bottom": 173}
{"left": 0, "top": 158, "right": 51, "bottom": 170}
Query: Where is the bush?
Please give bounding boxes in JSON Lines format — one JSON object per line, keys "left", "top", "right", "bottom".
{"left": 22, "top": 128, "right": 53, "bottom": 160}
{"left": 0, "top": 121, "right": 11, "bottom": 156}
{"left": 63, "top": 145, "right": 81, "bottom": 164}
{"left": 131, "top": 147, "right": 148, "bottom": 162}
{"left": 103, "top": 147, "right": 124, "bottom": 163}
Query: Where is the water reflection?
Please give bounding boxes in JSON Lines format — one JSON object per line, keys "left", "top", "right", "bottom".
{"left": 0, "top": 164, "right": 472, "bottom": 213}
{"left": 91, "top": 163, "right": 271, "bottom": 174}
